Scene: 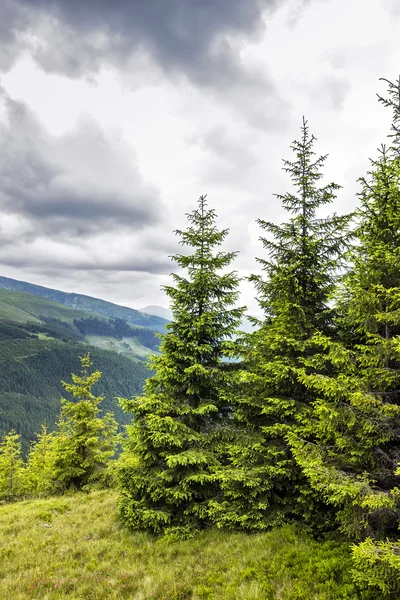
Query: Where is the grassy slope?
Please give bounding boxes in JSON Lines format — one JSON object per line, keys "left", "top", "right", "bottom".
{"left": 0, "top": 491, "right": 359, "bottom": 600}
{"left": 0, "top": 289, "right": 95, "bottom": 324}
{"left": 85, "top": 335, "right": 153, "bottom": 359}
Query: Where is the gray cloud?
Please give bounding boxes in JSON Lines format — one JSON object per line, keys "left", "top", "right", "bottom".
{"left": 0, "top": 245, "right": 172, "bottom": 274}
{"left": 0, "top": 0, "right": 294, "bottom": 95}
{"left": 0, "top": 90, "right": 162, "bottom": 236}
{"left": 0, "top": 0, "right": 309, "bottom": 130}
{"left": 0, "top": 1, "right": 35, "bottom": 71}
{"left": 0, "top": 89, "right": 181, "bottom": 286}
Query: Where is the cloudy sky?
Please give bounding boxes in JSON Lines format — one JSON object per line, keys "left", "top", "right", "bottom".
{"left": 0, "top": 0, "right": 399, "bottom": 314}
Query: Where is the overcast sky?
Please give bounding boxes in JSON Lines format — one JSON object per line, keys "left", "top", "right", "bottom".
{"left": 0, "top": 0, "right": 399, "bottom": 314}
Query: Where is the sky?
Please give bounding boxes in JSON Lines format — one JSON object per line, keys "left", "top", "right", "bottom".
{"left": 0, "top": 0, "right": 399, "bottom": 314}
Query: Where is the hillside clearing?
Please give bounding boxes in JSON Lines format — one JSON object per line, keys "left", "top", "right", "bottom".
{"left": 0, "top": 491, "right": 358, "bottom": 599}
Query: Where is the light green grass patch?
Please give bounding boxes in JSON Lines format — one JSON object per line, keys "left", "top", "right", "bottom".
{"left": 0, "top": 491, "right": 358, "bottom": 600}
{"left": 85, "top": 335, "right": 154, "bottom": 360}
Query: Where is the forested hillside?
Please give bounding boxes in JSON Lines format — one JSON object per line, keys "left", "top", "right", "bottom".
{"left": 0, "top": 319, "right": 149, "bottom": 451}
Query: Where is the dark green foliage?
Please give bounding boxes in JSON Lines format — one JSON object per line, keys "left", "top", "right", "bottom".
{"left": 289, "top": 150, "right": 400, "bottom": 539}
{"left": 53, "top": 354, "right": 119, "bottom": 491}
{"left": 211, "top": 119, "right": 351, "bottom": 531}
{"left": 118, "top": 195, "right": 244, "bottom": 536}
{"left": 0, "top": 322, "right": 33, "bottom": 340}
{"left": 254, "top": 117, "right": 351, "bottom": 336}
{"left": 344, "top": 147, "right": 400, "bottom": 340}
{"left": 38, "top": 316, "right": 84, "bottom": 341}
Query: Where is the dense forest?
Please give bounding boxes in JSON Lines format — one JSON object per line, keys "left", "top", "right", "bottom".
{"left": 2, "top": 76, "right": 400, "bottom": 597}
{"left": 73, "top": 316, "right": 160, "bottom": 350}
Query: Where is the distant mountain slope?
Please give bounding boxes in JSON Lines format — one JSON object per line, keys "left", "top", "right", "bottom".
{"left": 0, "top": 289, "right": 97, "bottom": 324}
{"left": 0, "top": 289, "right": 161, "bottom": 359}
{"left": 0, "top": 276, "right": 169, "bottom": 332}
{"left": 139, "top": 305, "right": 172, "bottom": 321}
{"left": 0, "top": 283, "right": 160, "bottom": 451}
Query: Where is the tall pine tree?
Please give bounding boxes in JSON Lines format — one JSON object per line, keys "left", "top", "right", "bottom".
{"left": 289, "top": 82, "right": 400, "bottom": 539}
{"left": 210, "top": 119, "right": 351, "bottom": 531}
{"left": 118, "top": 195, "right": 245, "bottom": 537}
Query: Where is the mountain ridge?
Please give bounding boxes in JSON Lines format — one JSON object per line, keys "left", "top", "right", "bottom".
{"left": 0, "top": 276, "right": 169, "bottom": 332}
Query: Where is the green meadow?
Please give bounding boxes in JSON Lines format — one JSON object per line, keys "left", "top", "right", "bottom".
{"left": 0, "top": 490, "right": 358, "bottom": 600}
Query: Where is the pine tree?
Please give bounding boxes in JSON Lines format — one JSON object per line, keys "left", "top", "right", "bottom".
{"left": 53, "top": 354, "right": 119, "bottom": 491}
{"left": 118, "top": 195, "right": 245, "bottom": 537}
{"left": 254, "top": 117, "right": 349, "bottom": 337}
{"left": 289, "top": 146, "right": 400, "bottom": 539}
{"left": 339, "top": 75, "right": 400, "bottom": 593}
{"left": 0, "top": 430, "right": 25, "bottom": 501}
{"left": 210, "top": 119, "right": 351, "bottom": 531}
{"left": 24, "top": 424, "right": 57, "bottom": 497}
{"left": 288, "top": 80, "right": 400, "bottom": 539}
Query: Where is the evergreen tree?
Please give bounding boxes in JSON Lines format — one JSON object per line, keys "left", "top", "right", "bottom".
{"left": 24, "top": 424, "right": 57, "bottom": 497}
{"left": 0, "top": 430, "right": 25, "bottom": 501}
{"left": 254, "top": 117, "right": 349, "bottom": 337}
{"left": 287, "top": 80, "right": 400, "bottom": 539}
{"left": 289, "top": 146, "right": 400, "bottom": 539}
{"left": 377, "top": 75, "right": 400, "bottom": 156}
{"left": 53, "top": 353, "right": 119, "bottom": 491}
{"left": 118, "top": 195, "right": 245, "bottom": 537}
{"left": 210, "top": 119, "right": 351, "bottom": 531}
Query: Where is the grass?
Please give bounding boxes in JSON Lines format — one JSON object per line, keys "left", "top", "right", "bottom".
{"left": 0, "top": 490, "right": 360, "bottom": 599}
{"left": 0, "top": 289, "right": 93, "bottom": 324}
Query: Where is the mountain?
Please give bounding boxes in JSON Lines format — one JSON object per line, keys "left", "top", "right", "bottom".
{"left": 139, "top": 305, "right": 173, "bottom": 321}
{"left": 0, "top": 288, "right": 160, "bottom": 357}
{"left": 0, "top": 288, "right": 99, "bottom": 324}
{"left": 0, "top": 277, "right": 260, "bottom": 449}
{"left": 0, "top": 276, "right": 169, "bottom": 332}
